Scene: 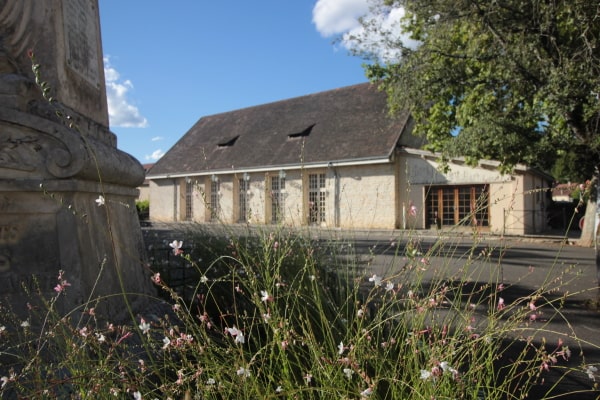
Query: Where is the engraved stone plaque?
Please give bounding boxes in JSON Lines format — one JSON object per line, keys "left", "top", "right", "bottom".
{"left": 62, "top": 0, "right": 101, "bottom": 88}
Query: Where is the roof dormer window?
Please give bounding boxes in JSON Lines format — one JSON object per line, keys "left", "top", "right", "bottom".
{"left": 218, "top": 135, "right": 239, "bottom": 147}
{"left": 288, "top": 124, "right": 315, "bottom": 139}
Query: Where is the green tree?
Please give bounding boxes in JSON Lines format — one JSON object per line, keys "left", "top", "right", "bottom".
{"left": 363, "top": 0, "right": 599, "bottom": 171}
{"left": 355, "top": 0, "right": 600, "bottom": 285}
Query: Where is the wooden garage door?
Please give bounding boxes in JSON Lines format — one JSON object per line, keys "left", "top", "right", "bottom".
{"left": 426, "top": 185, "right": 489, "bottom": 228}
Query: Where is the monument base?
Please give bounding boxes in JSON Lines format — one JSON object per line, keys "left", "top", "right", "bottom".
{"left": 0, "top": 178, "right": 154, "bottom": 321}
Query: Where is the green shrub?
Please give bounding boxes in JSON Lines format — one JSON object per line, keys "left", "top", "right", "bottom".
{"left": 136, "top": 200, "right": 150, "bottom": 220}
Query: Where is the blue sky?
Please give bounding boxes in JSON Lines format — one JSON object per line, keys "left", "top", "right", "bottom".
{"left": 98, "top": 1, "right": 407, "bottom": 164}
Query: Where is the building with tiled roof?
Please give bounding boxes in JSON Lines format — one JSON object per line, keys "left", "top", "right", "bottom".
{"left": 147, "top": 83, "right": 552, "bottom": 235}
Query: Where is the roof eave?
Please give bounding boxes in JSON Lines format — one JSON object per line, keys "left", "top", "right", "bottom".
{"left": 146, "top": 156, "right": 393, "bottom": 180}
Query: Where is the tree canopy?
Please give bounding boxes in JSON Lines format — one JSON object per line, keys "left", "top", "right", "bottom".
{"left": 360, "top": 0, "right": 600, "bottom": 176}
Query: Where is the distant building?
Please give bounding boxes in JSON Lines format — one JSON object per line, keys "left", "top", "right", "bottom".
{"left": 551, "top": 182, "right": 579, "bottom": 203}
{"left": 137, "top": 163, "right": 153, "bottom": 202}
{"left": 146, "top": 83, "right": 552, "bottom": 235}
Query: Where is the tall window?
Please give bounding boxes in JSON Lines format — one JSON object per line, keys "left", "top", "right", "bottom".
{"left": 271, "top": 174, "right": 285, "bottom": 223}
{"left": 426, "top": 185, "right": 489, "bottom": 228}
{"left": 185, "top": 179, "right": 194, "bottom": 221}
{"left": 239, "top": 177, "right": 249, "bottom": 222}
{"left": 308, "top": 173, "right": 326, "bottom": 224}
{"left": 210, "top": 177, "right": 220, "bottom": 222}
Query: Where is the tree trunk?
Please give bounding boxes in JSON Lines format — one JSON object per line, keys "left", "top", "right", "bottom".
{"left": 596, "top": 185, "right": 600, "bottom": 288}
{"left": 578, "top": 198, "right": 595, "bottom": 247}
{"left": 576, "top": 183, "right": 600, "bottom": 289}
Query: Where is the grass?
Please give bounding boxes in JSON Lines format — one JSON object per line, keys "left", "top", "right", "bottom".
{"left": 1, "top": 221, "right": 598, "bottom": 399}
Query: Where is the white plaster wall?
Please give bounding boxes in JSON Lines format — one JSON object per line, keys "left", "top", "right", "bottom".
{"left": 149, "top": 157, "right": 547, "bottom": 235}
{"left": 335, "top": 164, "right": 397, "bottom": 229}
{"left": 149, "top": 179, "right": 177, "bottom": 221}
{"left": 137, "top": 183, "right": 150, "bottom": 202}
{"left": 217, "top": 177, "right": 233, "bottom": 223}
{"left": 488, "top": 180, "right": 519, "bottom": 235}
{"left": 191, "top": 179, "right": 207, "bottom": 223}
{"left": 397, "top": 154, "right": 541, "bottom": 234}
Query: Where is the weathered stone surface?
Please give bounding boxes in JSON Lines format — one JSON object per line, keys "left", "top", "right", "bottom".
{"left": 0, "top": 0, "right": 153, "bottom": 322}
{"left": 0, "top": 0, "right": 110, "bottom": 135}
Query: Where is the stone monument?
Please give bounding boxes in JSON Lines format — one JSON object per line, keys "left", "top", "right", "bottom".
{"left": 0, "top": 0, "right": 152, "bottom": 320}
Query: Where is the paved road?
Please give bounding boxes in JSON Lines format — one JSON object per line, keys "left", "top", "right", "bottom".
{"left": 143, "top": 225, "right": 600, "bottom": 398}
{"left": 317, "top": 230, "right": 600, "bottom": 399}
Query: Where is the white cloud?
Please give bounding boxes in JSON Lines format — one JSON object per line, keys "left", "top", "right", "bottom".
{"left": 151, "top": 136, "right": 164, "bottom": 142}
{"left": 312, "top": 0, "right": 420, "bottom": 63}
{"left": 104, "top": 56, "right": 149, "bottom": 128}
{"left": 145, "top": 149, "right": 165, "bottom": 161}
{"left": 312, "top": 0, "right": 369, "bottom": 37}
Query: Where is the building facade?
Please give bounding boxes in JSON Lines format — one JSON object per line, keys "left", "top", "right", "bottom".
{"left": 147, "top": 83, "right": 552, "bottom": 235}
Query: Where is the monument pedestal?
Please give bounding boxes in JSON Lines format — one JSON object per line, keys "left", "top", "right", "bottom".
{"left": 0, "top": 106, "right": 153, "bottom": 320}
{"left": 0, "top": 0, "right": 154, "bottom": 322}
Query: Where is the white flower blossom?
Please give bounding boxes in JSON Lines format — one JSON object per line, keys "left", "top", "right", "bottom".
{"left": 368, "top": 274, "right": 382, "bottom": 287}
{"left": 227, "top": 326, "right": 245, "bottom": 344}
{"left": 440, "top": 361, "right": 457, "bottom": 373}
{"left": 169, "top": 240, "right": 183, "bottom": 255}
{"left": 343, "top": 368, "right": 353, "bottom": 379}
{"left": 139, "top": 319, "right": 151, "bottom": 335}
{"left": 95, "top": 195, "right": 105, "bottom": 206}
{"left": 585, "top": 365, "right": 598, "bottom": 381}
{"left": 261, "top": 290, "right": 272, "bottom": 303}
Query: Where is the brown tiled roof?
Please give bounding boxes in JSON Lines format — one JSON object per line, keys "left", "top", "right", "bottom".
{"left": 552, "top": 183, "right": 579, "bottom": 197}
{"left": 148, "top": 83, "right": 413, "bottom": 177}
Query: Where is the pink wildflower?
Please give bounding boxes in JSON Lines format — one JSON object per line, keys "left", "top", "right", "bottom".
{"left": 54, "top": 280, "right": 71, "bottom": 293}
{"left": 54, "top": 270, "right": 71, "bottom": 293}
{"left": 409, "top": 202, "right": 417, "bottom": 216}
{"left": 169, "top": 240, "right": 184, "bottom": 256}
{"left": 497, "top": 297, "right": 505, "bottom": 311}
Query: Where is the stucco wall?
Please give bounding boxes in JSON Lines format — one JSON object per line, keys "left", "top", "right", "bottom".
{"left": 335, "top": 164, "right": 398, "bottom": 229}
{"left": 149, "top": 179, "right": 177, "bottom": 221}
{"left": 397, "top": 154, "right": 549, "bottom": 235}
{"left": 149, "top": 164, "right": 399, "bottom": 229}
{"left": 148, "top": 155, "right": 549, "bottom": 235}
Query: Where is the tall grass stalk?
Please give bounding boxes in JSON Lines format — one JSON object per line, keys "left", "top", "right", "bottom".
{"left": 3, "top": 220, "right": 597, "bottom": 399}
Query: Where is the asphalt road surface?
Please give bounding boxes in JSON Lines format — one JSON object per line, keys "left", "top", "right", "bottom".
{"left": 143, "top": 225, "right": 600, "bottom": 399}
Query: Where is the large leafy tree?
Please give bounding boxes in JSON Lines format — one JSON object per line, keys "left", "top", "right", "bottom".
{"left": 356, "top": 0, "right": 600, "bottom": 284}
{"left": 363, "top": 0, "right": 599, "bottom": 174}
